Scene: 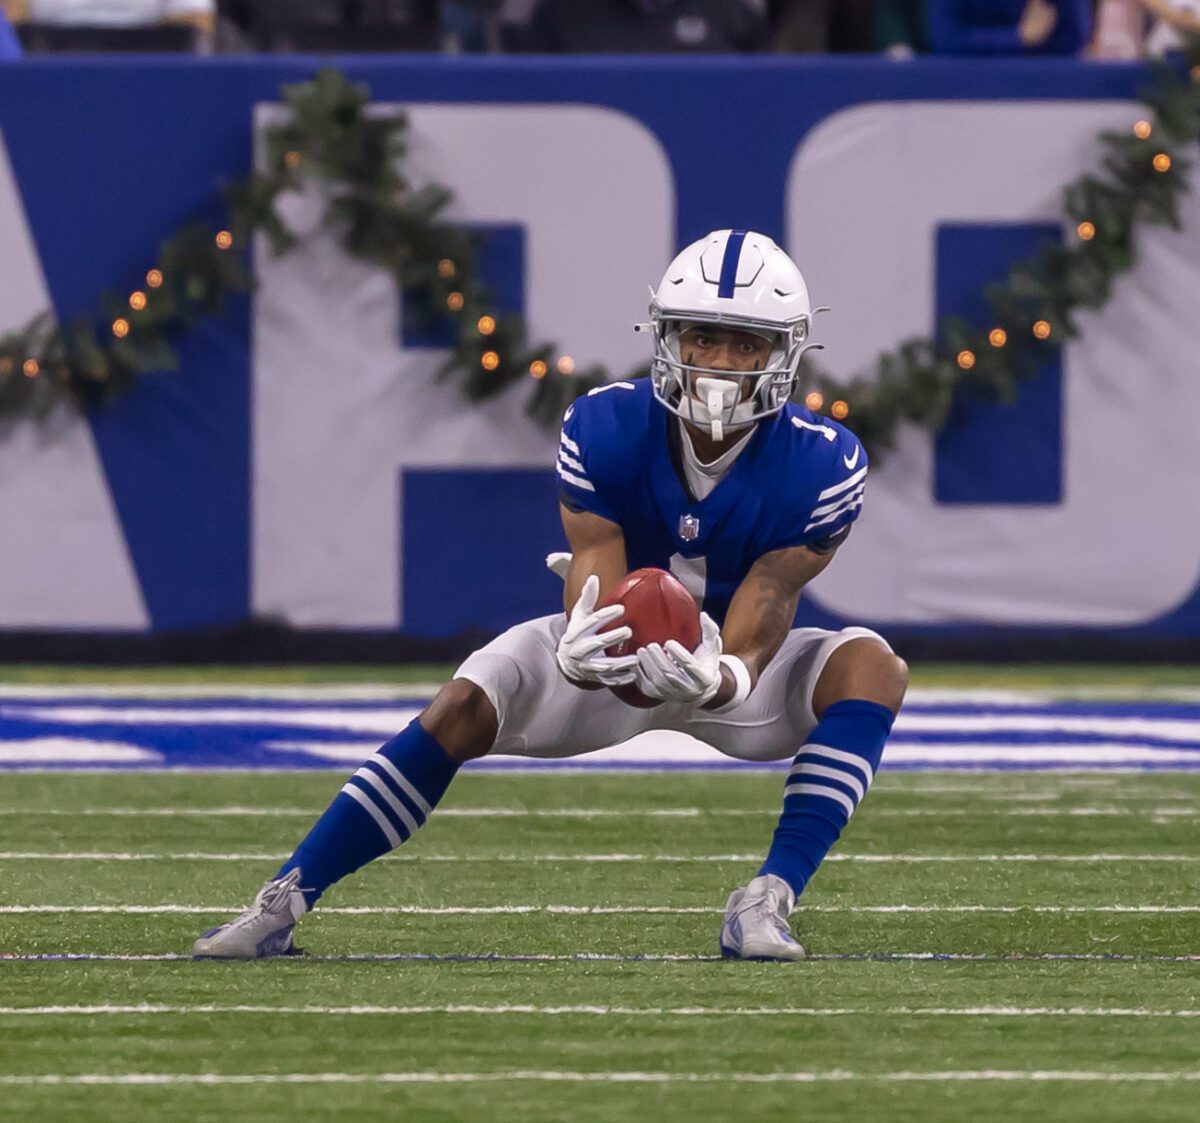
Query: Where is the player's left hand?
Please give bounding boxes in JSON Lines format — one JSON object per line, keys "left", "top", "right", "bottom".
{"left": 634, "top": 612, "right": 722, "bottom": 705}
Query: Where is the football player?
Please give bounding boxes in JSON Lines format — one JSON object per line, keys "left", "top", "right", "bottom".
{"left": 194, "top": 230, "right": 908, "bottom": 962}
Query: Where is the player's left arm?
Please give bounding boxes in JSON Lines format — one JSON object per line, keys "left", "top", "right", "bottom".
{"left": 701, "top": 544, "right": 836, "bottom": 709}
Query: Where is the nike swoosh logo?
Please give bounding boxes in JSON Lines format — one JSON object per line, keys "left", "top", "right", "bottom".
{"left": 843, "top": 446, "right": 861, "bottom": 470}
{"left": 564, "top": 405, "right": 575, "bottom": 421}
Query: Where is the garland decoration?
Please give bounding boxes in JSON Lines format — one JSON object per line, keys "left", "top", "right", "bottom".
{"left": 1, "top": 52, "right": 1198, "bottom": 456}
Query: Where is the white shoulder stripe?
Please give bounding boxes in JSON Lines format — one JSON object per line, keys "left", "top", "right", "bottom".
{"left": 805, "top": 496, "right": 864, "bottom": 533}
{"left": 558, "top": 449, "right": 587, "bottom": 475}
{"left": 818, "top": 464, "right": 868, "bottom": 501}
{"left": 810, "top": 483, "right": 865, "bottom": 520}
{"left": 557, "top": 465, "right": 595, "bottom": 492}
{"left": 560, "top": 431, "right": 580, "bottom": 455}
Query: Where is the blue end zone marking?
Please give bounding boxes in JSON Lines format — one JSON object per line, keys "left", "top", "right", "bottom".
{"left": 1, "top": 695, "right": 1199, "bottom": 770}
{"left": 934, "top": 223, "right": 1064, "bottom": 504}
{"left": 716, "top": 229, "right": 747, "bottom": 298}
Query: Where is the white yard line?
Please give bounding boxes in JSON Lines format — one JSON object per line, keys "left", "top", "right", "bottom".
{"left": 0, "top": 851, "right": 1196, "bottom": 863}
{"left": 0, "top": 805, "right": 1195, "bottom": 818}
{"left": 1, "top": 1070, "right": 1199, "bottom": 1086}
{"left": 0, "top": 1003, "right": 1196, "bottom": 1018}
{"left": 2, "top": 904, "right": 1197, "bottom": 916}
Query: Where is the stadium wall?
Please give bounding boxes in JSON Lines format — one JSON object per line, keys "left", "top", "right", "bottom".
{"left": 0, "top": 56, "right": 1197, "bottom": 661}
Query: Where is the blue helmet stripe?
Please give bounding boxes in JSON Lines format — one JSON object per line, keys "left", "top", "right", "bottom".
{"left": 716, "top": 229, "right": 747, "bottom": 298}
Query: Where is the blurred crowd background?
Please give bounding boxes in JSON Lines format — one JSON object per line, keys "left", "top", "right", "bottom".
{"left": 0, "top": 0, "right": 1195, "bottom": 61}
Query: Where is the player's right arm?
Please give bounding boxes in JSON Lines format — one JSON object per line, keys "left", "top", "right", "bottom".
{"left": 559, "top": 503, "right": 628, "bottom": 612}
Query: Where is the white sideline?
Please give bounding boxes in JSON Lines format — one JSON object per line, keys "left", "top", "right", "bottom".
{"left": 1, "top": 851, "right": 1197, "bottom": 863}
{"left": 1, "top": 1003, "right": 1197, "bottom": 1019}
{"left": 2, "top": 1070, "right": 1199, "bottom": 1086}
{"left": 3, "top": 903, "right": 1198, "bottom": 915}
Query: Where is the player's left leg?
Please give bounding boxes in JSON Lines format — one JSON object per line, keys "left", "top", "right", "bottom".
{"left": 684, "top": 627, "right": 907, "bottom": 960}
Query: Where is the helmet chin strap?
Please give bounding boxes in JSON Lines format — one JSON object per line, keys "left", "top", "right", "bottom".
{"left": 694, "top": 377, "right": 741, "bottom": 442}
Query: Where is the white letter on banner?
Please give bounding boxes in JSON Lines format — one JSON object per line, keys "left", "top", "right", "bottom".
{"left": 252, "top": 105, "right": 673, "bottom": 627}
{"left": 0, "top": 132, "right": 148, "bottom": 629}
{"left": 786, "top": 101, "right": 1200, "bottom": 626}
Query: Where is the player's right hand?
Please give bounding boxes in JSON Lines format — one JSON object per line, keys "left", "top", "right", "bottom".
{"left": 556, "top": 574, "right": 639, "bottom": 687}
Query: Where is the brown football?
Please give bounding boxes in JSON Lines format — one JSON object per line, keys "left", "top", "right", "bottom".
{"left": 601, "top": 568, "right": 702, "bottom": 708}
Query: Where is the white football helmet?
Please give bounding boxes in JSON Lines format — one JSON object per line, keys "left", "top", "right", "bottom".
{"left": 639, "top": 230, "right": 815, "bottom": 440}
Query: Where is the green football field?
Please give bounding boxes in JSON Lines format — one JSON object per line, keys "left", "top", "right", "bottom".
{"left": 2, "top": 762, "right": 1199, "bottom": 1122}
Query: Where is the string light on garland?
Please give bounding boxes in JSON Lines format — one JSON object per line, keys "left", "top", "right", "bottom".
{"left": 1033, "top": 320, "right": 1052, "bottom": 340}
{"left": 1153, "top": 153, "right": 1172, "bottom": 173}
{"left": 956, "top": 349, "right": 976, "bottom": 371}
{"left": 447, "top": 292, "right": 464, "bottom": 312}
{"left": 1077, "top": 221, "right": 1096, "bottom": 241}
{"left": 284, "top": 150, "right": 302, "bottom": 169}
{"left": 437, "top": 259, "right": 456, "bottom": 279}
{"left": 22, "top": 359, "right": 38, "bottom": 378}
{"left": 988, "top": 328, "right": 1007, "bottom": 348}
{"left": 146, "top": 269, "right": 163, "bottom": 289}
{"left": 0, "top": 357, "right": 11, "bottom": 375}
{"left": 129, "top": 291, "right": 147, "bottom": 311}
{"left": 830, "top": 400, "right": 849, "bottom": 420}
{"left": 112, "top": 319, "right": 130, "bottom": 339}
{"left": 529, "top": 360, "right": 548, "bottom": 379}
{"left": 476, "top": 315, "right": 496, "bottom": 336}
{"left": 1192, "top": 65, "right": 1200, "bottom": 82}
{"left": 1133, "top": 119, "right": 1153, "bottom": 139}
{"left": 215, "top": 230, "right": 234, "bottom": 251}
{"left": 805, "top": 391, "right": 824, "bottom": 411}
{"left": 480, "top": 350, "right": 500, "bottom": 371}
{"left": 556, "top": 355, "right": 575, "bottom": 375}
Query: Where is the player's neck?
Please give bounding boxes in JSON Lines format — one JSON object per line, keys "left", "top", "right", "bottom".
{"left": 681, "top": 418, "right": 756, "bottom": 465}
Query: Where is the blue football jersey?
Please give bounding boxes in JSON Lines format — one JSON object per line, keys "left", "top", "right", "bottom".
{"left": 556, "top": 378, "right": 866, "bottom": 626}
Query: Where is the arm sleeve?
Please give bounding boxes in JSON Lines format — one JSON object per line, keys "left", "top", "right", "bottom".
{"left": 556, "top": 402, "right": 624, "bottom": 526}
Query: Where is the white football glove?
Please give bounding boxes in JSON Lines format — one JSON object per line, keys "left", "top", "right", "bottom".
{"left": 556, "top": 574, "right": 639, "bottom": 687}
{"left": 634, "top": 612, "right": 723, "bottom": 705}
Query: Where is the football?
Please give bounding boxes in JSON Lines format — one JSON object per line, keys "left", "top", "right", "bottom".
{"left": 601, "top": 568, "right": 702, "bottom": 708}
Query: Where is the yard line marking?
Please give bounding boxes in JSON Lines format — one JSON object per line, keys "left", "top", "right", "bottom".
{"left": 3, "top": 904, "right": 1198, "bottom": 916}
{"left": 1, "top": 851, "right": 1196, "bottom": 863}
{"left": 4, "top": 952, "right": 1199, "bottom": 963}
{"left": 0, "top": 805, "right": 1196, "bottom": 819}
{"left": 1, "top": 1004, "right": 1196, "bottom": 1019}
{"left": 2, "top": 1070, "right": 1200, "bottom": 1086}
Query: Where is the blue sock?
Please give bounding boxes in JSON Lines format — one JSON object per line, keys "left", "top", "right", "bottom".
{"left": 759, "top": 699, "right": 894, "bottom": 898}
{"left": 278, "top": 718, "right": 460, "bottom": 908}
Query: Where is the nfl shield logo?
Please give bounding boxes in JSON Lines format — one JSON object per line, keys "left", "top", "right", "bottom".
{"left": 678, "top": 514, "right": 700, "bottom": 542}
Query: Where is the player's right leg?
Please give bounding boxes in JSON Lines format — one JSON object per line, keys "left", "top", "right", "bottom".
{"left": 193, "top": 614, "right": 649, "bottom": 959}
{"left": 192, "top": 679, "right": 495, "bottom": 959}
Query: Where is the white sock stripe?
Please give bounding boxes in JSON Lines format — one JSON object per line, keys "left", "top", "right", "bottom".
{"left": 352, "top": 769, "right": 420, "bottom": 839}
{"left": 339, "top": 784, "right": 401, "bottom": 849}
{"left": 783, "top": 782, "right": 856, "bottom": 819}
{"left": 796, "top": 744, "right": 876, "bottom": 784}
{"left": 367, "top": 755, "right": 433, "bottom": 819}
{"left": 788, "top": 761, "right": 865, "bottom": 804}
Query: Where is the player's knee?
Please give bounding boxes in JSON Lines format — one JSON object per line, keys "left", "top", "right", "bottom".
{"left": 814, "top": 636, "right": 909, "bottom": 717}
{"left": 419, "top": 678, "right": 498, "bottom": 763}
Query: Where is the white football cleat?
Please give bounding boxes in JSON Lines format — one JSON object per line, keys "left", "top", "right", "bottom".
{"left": 192, "top": 867, "right": 308, "bottom": 959}
{"left": 719, "top": 873, "right": 806, "bottom": 961}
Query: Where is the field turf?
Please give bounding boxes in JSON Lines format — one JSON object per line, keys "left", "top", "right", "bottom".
{"left": 2, "top": 764, "right": 1198, "bottom": 1122}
